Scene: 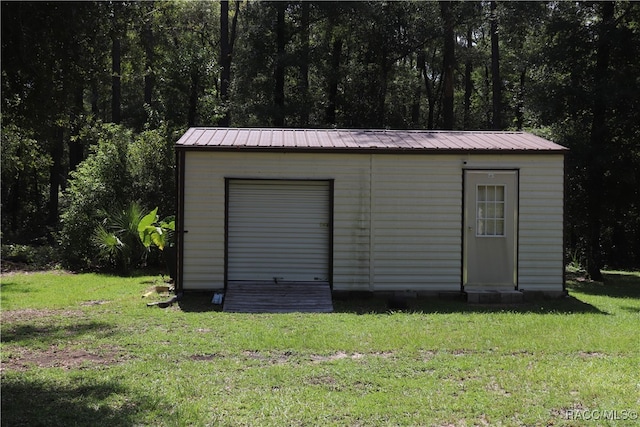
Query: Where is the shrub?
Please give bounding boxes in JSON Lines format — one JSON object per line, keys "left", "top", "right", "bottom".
{"left": 1, "top": 124, "right": 52, "bottom": 241}
{"left": 59, "top": 123, "right": 134, "bottom": 269}
{"left": 129, "top": 125, "right": 177, "bottom": 215}
{"left": 1, "top": 244, "right": 60, "bottom": 270}
{"left": 59, "top": 121, "right": 176, "bottom": 271}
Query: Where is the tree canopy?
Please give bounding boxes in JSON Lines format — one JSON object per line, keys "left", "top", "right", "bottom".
{"left": 2, "top": 1, "right": 639, "bottom": 274}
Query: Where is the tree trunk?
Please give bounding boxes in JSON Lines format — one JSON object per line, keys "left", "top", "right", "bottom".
{"left": 219, "top": 0, "right": 239, "bottom": 127}
{"left": 411, "top": 54, "right": 422, "bottom": 128}
{"left": 464, "top": 26, "right": 473, "bottom": 130}
{"left": 484, "top": 64, "right": 491, "bottom": 128}
{"left": 47, "top": 127, "right": 64, "bottom": 227}
{"left": 91, "top": 79, "right": 99, "bottom": 116}
{"left": 440, "top": 1, "right": 455, "bottom": 130}
{"left": 515, "top": 68, "right": 526, "bottom": 131}
{"left": 68, "top": 84, "right": 85, "bottom": 172}
{"left": 585, "top": 1, "right": 615, "bottom": 282}
{"left": 273, "top": 2, "right": 286, "bottom": 127}
{"left": 420, "top": 48, "right": 438, "bottom": 130}
{"left": 188, "top": 70, "right": 199, "bottom": 127}
{"left": 326, "top": 37, "right": 342, "bottom": 126}
{"left": 219, "top": 0, "right": 231, "bottom": 126}
{"left": 377, "top": 46, "right": 389, "bottom": 126}
{"left": 111, "top": 4, "right": 121, "bottom": 125}
{"left": 490, "top": 1, "right": 501, "bottom": 130}
{"left": 69, "top": 18, "right": 85, "bottom": 172}
{"left": 10, "top": 168, "right": 22, "bottom": 233}
{"left": 299, "top": 1, "right": 310, "bottom": 126}
{"left": 142, "top": 3, "right": 155, "bottom": 111}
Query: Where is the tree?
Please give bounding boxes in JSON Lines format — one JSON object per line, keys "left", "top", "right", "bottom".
{"left": 489, "top": 1, "right": 501, "bottom": 130}
{"left": 111, "top": 1, "right": 123, "bottom": 125}
{"left": 583, "top": 2, "right": 614, "bottom": 280}
{"left": 531, "top": 1, "right": 640, "bottom": 274}
{"left": 440, "top": 1, "right": 455, "bottom": 129}
{"left": 3, "top": 1, "right": 640, "bottom": 271}
{"left": 298, "top": 1, "right": 311, "bottom": 126}
{"left": 273, "top": 2, "right": 287, "bottom": 127}
{"left": 219, "top": 1, "right": 240, "bottom": 127}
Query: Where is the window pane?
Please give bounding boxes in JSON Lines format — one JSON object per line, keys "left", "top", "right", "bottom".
{"left": 487, "top": 203, "right": 496, "bottom": 218}
{"left": 496, "top": 186, "right": 505, "bottom": 202}
{"left": 496, "top": 220, "right": 504, "bottom": 236}
{"left": 486, "top": 186, "right": 495, "bottom": 201}
{"left": 478, "top": 186, "right": 486, "bottom": 201}
{"left": 486, "top": 219, "right": 496, "bottom": 235}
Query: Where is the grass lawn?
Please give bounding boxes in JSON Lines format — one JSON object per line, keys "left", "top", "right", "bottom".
{"left": 1, "top": 270, "right": 639, "bottom": 426}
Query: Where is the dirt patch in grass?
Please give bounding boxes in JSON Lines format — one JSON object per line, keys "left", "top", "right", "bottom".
{"left": 310, "top": 351, "right": 365, "bottom": 362}
{"left": 186, "top": 350, "right": 397, "bottom": 365}
{"left": 0, "top": 263, "right": 70, "bottom": 275}
{"left": 2, "top": 344, "right": 129, "bottom": 372}
{"left": 310, "top": 351, "right": 395, "bottom": 363}
{"left": 578, "top": 351, "right": 608, "bottom": 358}
{"left": 79, "top": 300, "right": 111, "bottom": 306}
{"left": 1, "top": 308, "right": 85, "bottom": 323}
{"left": 189, "top": 353, "right": 222, "bottom": 361}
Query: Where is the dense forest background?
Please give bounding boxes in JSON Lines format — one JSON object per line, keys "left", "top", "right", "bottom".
{"left": 2, "top": 1, "right": 639, "bottom": 277}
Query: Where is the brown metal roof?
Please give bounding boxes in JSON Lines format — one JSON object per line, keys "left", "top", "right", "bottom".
{"left": 176, "top": 128, "right": 567, "bottom": 153}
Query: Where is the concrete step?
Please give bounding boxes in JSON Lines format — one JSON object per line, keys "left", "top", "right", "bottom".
{"left": 466, "top": 290, "right": 523, "bottom": 304}
{"left": 223, "top": 281, "right": 333, "bottom": 313}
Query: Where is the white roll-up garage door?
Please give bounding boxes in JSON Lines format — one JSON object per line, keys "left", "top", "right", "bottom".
{"left": 227, "top": 180, "right": 331, "bottom": 282}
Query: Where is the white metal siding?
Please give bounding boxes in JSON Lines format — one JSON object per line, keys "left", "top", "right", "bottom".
{"left": 370, "top": 156, "right": 462, "bottom": 291}
{"left": 181, "top": 151, "right": 564, "bottom": 292}
{"left": 227, "top": 180, "right": 330, "bottom": 282}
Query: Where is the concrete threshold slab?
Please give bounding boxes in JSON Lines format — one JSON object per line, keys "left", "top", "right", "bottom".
{"left": 466, "top": 290, "right": 523, "bottom": 304}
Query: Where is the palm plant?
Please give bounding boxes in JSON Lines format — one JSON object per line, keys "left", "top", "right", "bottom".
{"left": 92, "top": 202, "right": 147, "bottom": 273}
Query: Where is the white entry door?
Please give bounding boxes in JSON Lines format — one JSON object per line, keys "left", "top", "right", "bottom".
{"left": 227, "top": 180, "right": 331, "bottom": 282}
{"left": 463, "top": 170, "right": 518, "bottom": 289}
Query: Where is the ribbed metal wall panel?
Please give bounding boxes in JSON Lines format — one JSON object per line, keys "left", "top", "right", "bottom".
{"left": 370, "top": 156, "right": 463, "bottom": 290}
{"left": 227, "top": 180, "right": 330, "bottom": 282}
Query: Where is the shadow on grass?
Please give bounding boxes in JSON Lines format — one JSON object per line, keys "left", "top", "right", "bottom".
{"left": 332, "top": 293, "right": 608, "bottom": 315}
{"left": 2, "top": 322, "right": 114, "bottom": 346}
{"left": 178, "top": 292, "right": 222, "bottom": 313}
{"left": 175, "top": 291, "right": 606, "bottom": 315}
{"left": 567, "top": 272, "right": 640, "bottom": 299}
{"left": 1, "top": 376, "right": 158, "bottom": 427}
{"left": 0, "top": 282, "right": 31, "bottom": 305}
{"left": 0, "top": 282, "right": 31, "bottom": 293}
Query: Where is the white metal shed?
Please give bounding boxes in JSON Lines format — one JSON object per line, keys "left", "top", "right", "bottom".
{"left": 175, "top": 128, "right": 567, "bottom": 299}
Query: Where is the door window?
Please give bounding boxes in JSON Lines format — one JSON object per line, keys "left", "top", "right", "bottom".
{"left": 476, "top": 185, "right": 505, "bottom": 237}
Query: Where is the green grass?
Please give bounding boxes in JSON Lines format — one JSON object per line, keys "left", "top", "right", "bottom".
{"left": 2, "top": 271, "right": 639, "bottom": 426}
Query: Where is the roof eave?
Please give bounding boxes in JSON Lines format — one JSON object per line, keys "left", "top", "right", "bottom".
{"left": 174, "top": 145, "right": 568, "bottom": 155}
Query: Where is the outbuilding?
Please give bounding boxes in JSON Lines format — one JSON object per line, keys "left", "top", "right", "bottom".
{"left": 175, "top": 128, "right": 567, "bottom": 309}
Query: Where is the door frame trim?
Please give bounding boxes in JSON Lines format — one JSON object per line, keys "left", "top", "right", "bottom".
{"left": 462, "top": 169, "right": 520, "bottom": 291}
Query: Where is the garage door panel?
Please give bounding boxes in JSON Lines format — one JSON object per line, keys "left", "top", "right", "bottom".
{"left": 227, "top": 180, "right": 330, "bottom": 282}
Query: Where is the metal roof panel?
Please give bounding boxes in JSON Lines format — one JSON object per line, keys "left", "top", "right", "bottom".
{"left": 176, "top": 128, "right": 567, "bottom": 153}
